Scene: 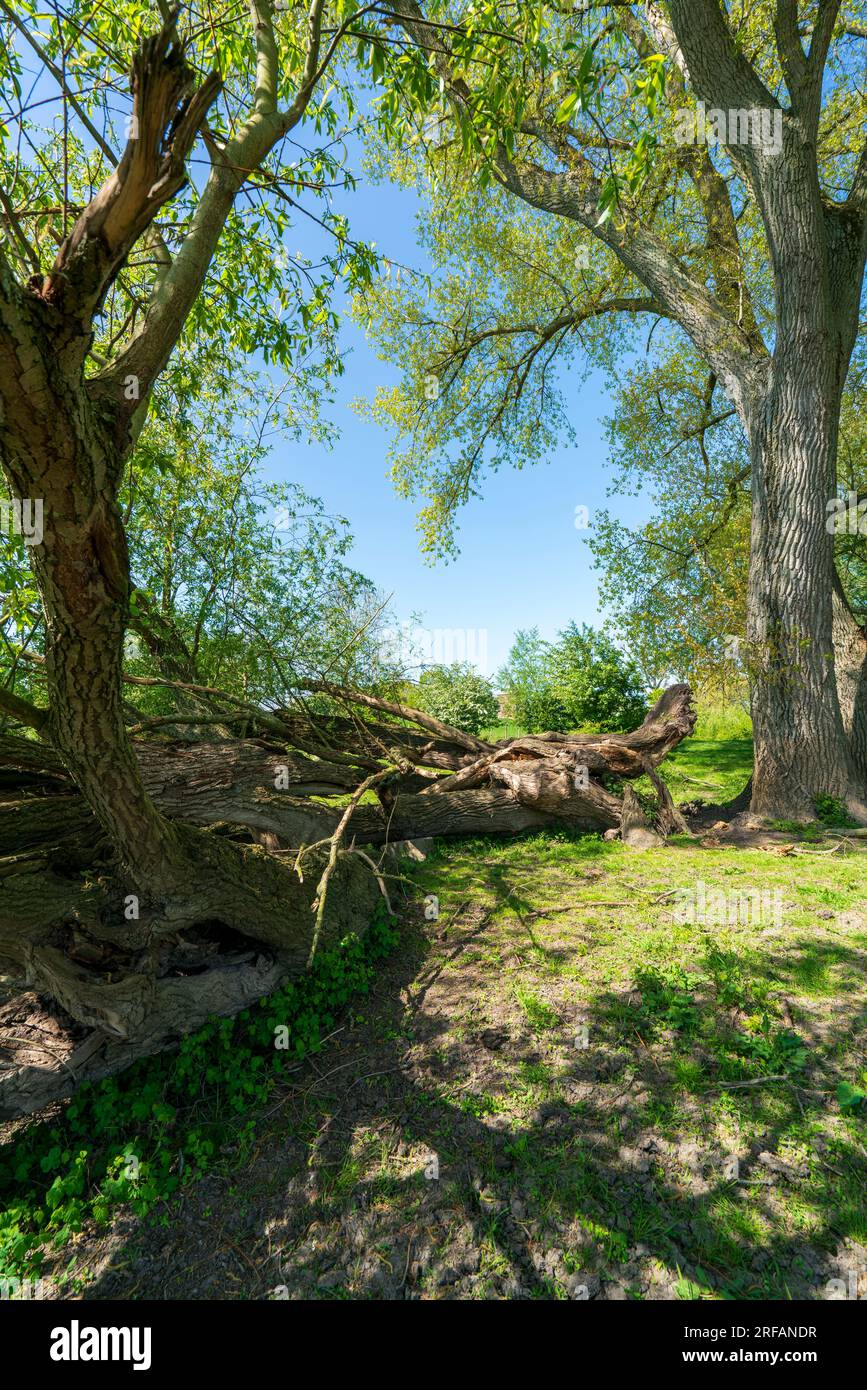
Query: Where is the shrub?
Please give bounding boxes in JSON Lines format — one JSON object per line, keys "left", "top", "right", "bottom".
{"left": 498, "top": 623, "right": 646, "bottom": 734}
{"left": 547, "top": 622, "right": 647, "bottom": 731}
{"left": 416, "top": 662, "right": 499, "bottom": 735}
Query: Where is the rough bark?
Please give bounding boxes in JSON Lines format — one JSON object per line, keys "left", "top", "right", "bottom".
{"left": 0, "top": 683, "right": 696, "bottom": 1117}
{"left": 832, "top": 573, "right": 867, "bottom": 787}
{"left": 0, "top": 851, "right": 383, "bottom": 1122}
{"left": 745, "top": 347, "right": 861, "bottom": 819}
{"left": 665, "top": 0, "right": 867, "bottom": 820}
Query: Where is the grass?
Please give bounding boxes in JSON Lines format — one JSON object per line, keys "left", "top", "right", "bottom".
{"left": 656, "top": 736, "right": 754, "bottom": 805}
{"left": 3, "top": 721, "right": 865, "bottom": 1302}
{"left": 480, "top": 718, "right": 524, "bottom": 742}
{"left": 394, "top": 731, "right": 867, "bottom": 1299}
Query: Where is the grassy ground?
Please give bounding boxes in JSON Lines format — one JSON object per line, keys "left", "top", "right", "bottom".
{"left": 11, "top": 730, "right": 866, "bottom": 1301}
{"left": 396, "top": 827, "right": 866, "bottom": 1299}
{"left": 656, "top": 735, "right": 755, "bottom": 806}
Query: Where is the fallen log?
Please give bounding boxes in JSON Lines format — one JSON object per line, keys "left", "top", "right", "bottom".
{"left": 0, "top": 682, "right": 695, "bottom": 1118}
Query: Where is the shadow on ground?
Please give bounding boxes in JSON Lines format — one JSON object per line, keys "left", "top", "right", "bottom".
{"left": 45, "top": 883, "right": 866, "bottom": 1302}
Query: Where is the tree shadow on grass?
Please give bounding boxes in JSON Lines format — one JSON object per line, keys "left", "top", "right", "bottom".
{"left": 62, "top": 911, "right": 867, "bottom": 1302}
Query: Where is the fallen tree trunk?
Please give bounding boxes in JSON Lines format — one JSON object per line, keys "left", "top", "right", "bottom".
{"left": 0, "top": 682, "right": 695, "bottom": 1118}
{"left": 0, "top": 850, "right": 383, "bottom": 1121}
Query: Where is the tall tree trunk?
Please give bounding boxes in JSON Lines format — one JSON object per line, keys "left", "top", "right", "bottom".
{"left": 746, "top": 341, "right": 863, "bottom": 819}
{"left": 741, "top": 90, "right": 867, "bottom": 823}
{"left": 38, "top": 483, "right": 184, "bottom": 890}
{"left": 0, "top": 312, "right": 185, "bottom": 893}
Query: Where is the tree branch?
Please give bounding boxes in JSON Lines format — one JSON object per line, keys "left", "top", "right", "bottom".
{"left": 90, "top": 0, "right": 330, "bottom": 416}
{"left": 0, "top": 0, "right": 119, "bottom": 167}
{"left": 0, "top": 687, "right": 50, "bottom": 734}
{"left": 35, "top": 11, "right": 221, "bottom": 340}
{"left": 617, "top": 4, "right": 760, "bottom": 343}
{"left": 774, "top": 0, "right": 809, "bottom": 99}
{"left": 388, "top": 0, "right": 765, "bottom": 420}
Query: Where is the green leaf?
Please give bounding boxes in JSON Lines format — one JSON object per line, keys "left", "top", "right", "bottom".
{"left": 838, "top": 1081, "right": 867, "bottom": 1113}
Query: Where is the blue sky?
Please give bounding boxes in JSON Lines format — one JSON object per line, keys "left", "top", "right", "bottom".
{"left": 260, "top": 169, "right": 653, "bottom": 679}
{"left": 5, "top": 27, "right": 655, "bottom": 682}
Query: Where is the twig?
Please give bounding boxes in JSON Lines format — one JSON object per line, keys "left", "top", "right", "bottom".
{"left": 633, "top": 1030, "right": 663, "bottom": 1072}
{"left": 715, "top": 1075, "right": 790, "bottom": 1088}
{"left": 526, "top": 900, "right": 629, "bottom": 916}
{"left": 348, "top": 846, "right": 394, "bottom": 915}
{"left": 307, "top": 769, "right": 391, "bottom": 967}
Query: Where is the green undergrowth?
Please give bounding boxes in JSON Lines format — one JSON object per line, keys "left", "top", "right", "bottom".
{"left": 0, "top": 906, "right": 398, "bottom": 1289}
{"left": 769, "top": 795, "right": 860, "bottom": 838}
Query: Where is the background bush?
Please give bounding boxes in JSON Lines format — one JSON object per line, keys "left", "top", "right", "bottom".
{"left": 416, "top": 662, "right": 499, "bottom": 736}
{"left": 498, "top": 623, "right": 646, "bottom": 733}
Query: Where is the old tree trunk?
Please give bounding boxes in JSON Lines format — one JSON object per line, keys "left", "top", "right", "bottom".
{"left": 737, "top": 75, "right": 867, "bottom": 819}
{"left": 665, "top": 1, "right": 867, "bottom": 821}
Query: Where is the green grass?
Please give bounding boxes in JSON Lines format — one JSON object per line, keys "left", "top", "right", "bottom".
{"left": 692, "top": 703, "right": 753, "bottom": 740}
{"left": 480, "top": 718, "right": 524, "bottom": 742}
{"left": 657, "top": 735, "right": 753, "bottom": 805}
{"left": 402, "top": 734, "right": 866, "bottom": 1299}
{"left": 514, "top": 985, "right": 560, "bottom": 1031}
{"left": 5, "top": 718, "right": 865, "bottom": 1303}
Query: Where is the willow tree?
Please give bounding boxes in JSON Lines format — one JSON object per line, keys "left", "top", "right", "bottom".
{"left": 357, "top": 0, "right": 867, "bottom": 819}
{"left": 0, "top": 0, "right": 366, "bottom": 871}
{"left": 587, "top": 337, "right": 865, "bottom": 699}
{"left": 0, "top": 0, "right": 394, "bottom": 1100}
{"left": 0, "top": 1, "right": 702, "bottom": 1115}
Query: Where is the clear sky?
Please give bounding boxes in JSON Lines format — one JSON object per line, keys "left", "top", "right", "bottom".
{"left": 259, "top": 166, "right": 654, "bottom": 681}
{"left": 6, "top": 31, "right": 654, "bottom": 683}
